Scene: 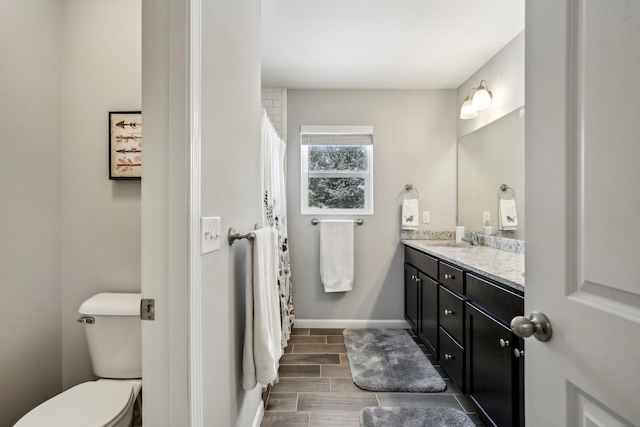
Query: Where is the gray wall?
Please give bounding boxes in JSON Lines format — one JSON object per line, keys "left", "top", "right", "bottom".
{"left": 457, "top": 31, "right": 525, "bottom": 139}
{"left": 287, "top": 90, "right": 457, "bottom": 323}
{"left": 61, "top": 0, "right": 142, "bottom": 390}
{"left": 141, "top": 0, "right": 263, "bottom": 422}
{"left": 0, "top": 2, "right": 63, "bottom": 425}
{"left": 200, "top": 0, "right": 264, "bottom": 423}
{"left": 0, "top": 1, "right": 142, "bottom": 424}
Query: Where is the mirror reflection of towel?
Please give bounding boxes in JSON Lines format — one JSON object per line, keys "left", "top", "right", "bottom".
{"left": 402, "top": 199, "right": 419, "bottom": 230}
{"left": 499, "top": 199, "right": 518, "bottom": 231}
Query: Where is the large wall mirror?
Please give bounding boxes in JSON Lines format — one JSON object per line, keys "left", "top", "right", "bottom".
{"left": 457, "top": 107, "right": 525, "bottom": 240}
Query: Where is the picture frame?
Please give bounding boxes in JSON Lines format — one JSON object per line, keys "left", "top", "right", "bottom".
{"left": 109, "top": 111, "right": 142, "bottom": 180}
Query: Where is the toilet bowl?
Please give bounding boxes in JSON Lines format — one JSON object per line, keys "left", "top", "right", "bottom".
{"left": 14, "top": 293, "right": 142, "bottom": 427}
{"left": 14, "top": 379, "right": 142, "bottom": 427}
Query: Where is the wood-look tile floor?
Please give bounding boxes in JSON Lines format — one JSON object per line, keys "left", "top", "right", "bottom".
{"left": 260, "top": 328, "right": 485, "bottom": 427}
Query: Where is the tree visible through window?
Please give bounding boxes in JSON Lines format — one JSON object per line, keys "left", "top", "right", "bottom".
{"left": 301, "top": 126, "right": 373, "bottom": 214}
{"left": 308, "top": 145, "right": 366, "bottom": 209}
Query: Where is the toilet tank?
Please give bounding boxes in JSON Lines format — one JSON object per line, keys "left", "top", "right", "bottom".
{"left": 78, "top": 293, "right": 142, "bottom": 379}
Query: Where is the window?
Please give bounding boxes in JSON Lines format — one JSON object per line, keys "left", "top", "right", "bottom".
{"left": 301, "top": 126, "right": 374, "bottom": 215}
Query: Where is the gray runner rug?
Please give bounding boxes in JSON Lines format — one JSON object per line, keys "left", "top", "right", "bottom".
{"left": 343, "top": 328, "right": 446, "bottom": 392}
{"left": 360, "top": 407, "right": 475, "bottom": 427}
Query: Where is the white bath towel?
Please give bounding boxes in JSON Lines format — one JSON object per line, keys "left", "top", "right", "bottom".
{"left": 499, "top": 199, "right": 518, "bottom": 231}
{"left": 402, "top": 199, "right": 419, "bottom": 230}
{"left": 242, "top": 227, "right": 283, "bottom": 390}
{"left": 320, "top": 220, "right": 354, "bottom": 293}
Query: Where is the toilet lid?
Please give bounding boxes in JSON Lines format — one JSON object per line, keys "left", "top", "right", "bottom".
{"left": 15, "top": 381, "right": 134, "bottom": 427}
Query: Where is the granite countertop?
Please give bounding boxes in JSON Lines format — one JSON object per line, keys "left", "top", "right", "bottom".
{"left": 402, "top": 240, "right": 525, "bottom": 292}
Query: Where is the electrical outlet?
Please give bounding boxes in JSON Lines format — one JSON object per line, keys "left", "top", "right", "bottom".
{"left": 422, "top": 211, "right": 431, "bottom": 224}
{"left": 483, "top": 211, "right": 491, "bottom": 223}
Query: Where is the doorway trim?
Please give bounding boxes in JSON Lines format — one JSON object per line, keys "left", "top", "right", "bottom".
{"left": 188, "top": 0, "right": 203, "bottom": 424}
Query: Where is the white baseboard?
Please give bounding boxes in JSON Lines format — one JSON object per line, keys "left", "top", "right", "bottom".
{"left": 250, "top": 400, "right": 264, "bottom": 427}
{"left": 293, "top": 319, "right": 410, "bottom": 329}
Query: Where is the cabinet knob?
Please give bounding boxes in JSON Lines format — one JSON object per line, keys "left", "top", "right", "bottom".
{"left": 411, "top": 274, "right": 417, "bottom": 280}
{"left": 443, "top": 273, "right": 454, "bottom": 280}
{"left": 444, "top": 353, "right": 454, "bottom": 360}
{"left": 499, "top": 338, "right": 510, "bottom": 347}
{"left": 514, "top": 348, "right": 524, "bottom": 358}
{"left": 443, "top": 309, "right": 455, "bottom": 316}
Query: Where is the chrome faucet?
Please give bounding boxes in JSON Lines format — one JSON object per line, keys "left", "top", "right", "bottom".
{"left": 463, "top": 232, "right": 479, "bottom": 246}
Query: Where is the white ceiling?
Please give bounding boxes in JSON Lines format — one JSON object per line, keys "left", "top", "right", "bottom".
{"left": 261, "top": 0, "right": 524, "bottom": 89}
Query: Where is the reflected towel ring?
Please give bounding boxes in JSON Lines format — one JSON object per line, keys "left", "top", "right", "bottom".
{"left": 498, "top": 184, "right": 516, "bottom": 200}
{"left": 402, "top": 184, "right": 419, "bottom": 200}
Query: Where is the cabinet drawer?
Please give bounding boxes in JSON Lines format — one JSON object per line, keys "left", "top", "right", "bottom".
{"left": 439, "top": 327, "right": 464, "bottom": 391}
{"left": 439, "top": 286, "right": 464, "bottom": 344}
{"left": 466, "top": 273, "right": 524, "bottom": 323}
{"left": 439, "top": 262, "right": 464, "bottom": 294}
{"left": 405, "top": 246, "right": 438, "bottom": 279}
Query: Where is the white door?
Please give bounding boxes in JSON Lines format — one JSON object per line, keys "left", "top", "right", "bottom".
{"left": 524, "top": 1, "right": 640, "bottom": 425}
{"left": 140, "top": 0, "right": 191, "bottom": 425}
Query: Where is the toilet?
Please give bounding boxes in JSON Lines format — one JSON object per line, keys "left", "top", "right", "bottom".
{"left": 15, "top": 293, "right": 143, "bottom": 427}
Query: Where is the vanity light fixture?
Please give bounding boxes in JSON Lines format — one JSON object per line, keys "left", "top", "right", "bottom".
{"left": 471, "top": 80, "right": 492, "bottom": 110}
{"left": 459, "top": 95, "right": 478, "bottom": 119}
{"left": 459, "top": 80, "right": 493, "bottom": 120}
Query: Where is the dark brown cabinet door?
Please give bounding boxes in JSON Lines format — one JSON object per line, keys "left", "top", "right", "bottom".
{"left": 418, "top": 272, "right": 438, "bottom": 356}
{"left": 466, "top": 303, "right": 520, "bottom": 427}
{"left": 404, "top": 263, "right": 419, "bottom": 334}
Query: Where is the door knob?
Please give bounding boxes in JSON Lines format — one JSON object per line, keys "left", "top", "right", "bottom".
{"left": 510, "top": 311, "right": 552, "bottom": 342}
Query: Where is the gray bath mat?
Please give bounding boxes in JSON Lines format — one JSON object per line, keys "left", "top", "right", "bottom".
{"left": 360, "top": 407, "right": 475, "bottom": 427}
{"left": 343, "top": 328, "right": 446, "bottom": 392}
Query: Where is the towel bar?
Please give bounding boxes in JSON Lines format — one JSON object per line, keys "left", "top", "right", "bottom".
{"left": 228, "top": 227, "right": 256, "bottom": 245}
{"left": 311, "top": 218, "right": 364, "bottom": 226}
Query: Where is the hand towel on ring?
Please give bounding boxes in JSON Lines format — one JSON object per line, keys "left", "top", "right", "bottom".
{"left": 499, "top": 198, "right": 518, "bottom": 231}
{"left": 402, "top": 199, "right": 419, "bottom": 230}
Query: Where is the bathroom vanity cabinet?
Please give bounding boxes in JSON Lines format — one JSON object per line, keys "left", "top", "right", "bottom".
{"left": 404, "top": 263, "right": 419, "bottom": 333}
{"left": 404, "top": 247, "right": 439, "bottom": 356}
{"left": 403, "top": 244, "right": 524, "bottom": 427}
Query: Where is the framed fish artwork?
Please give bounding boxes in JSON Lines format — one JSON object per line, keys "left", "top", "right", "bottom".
{"left": 109, "top": 111, "right": 142, "bottom": 180}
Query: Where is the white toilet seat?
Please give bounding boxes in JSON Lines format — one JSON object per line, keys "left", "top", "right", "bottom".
{"left": 14, "top": 380, "right": 137, "bottom": 427}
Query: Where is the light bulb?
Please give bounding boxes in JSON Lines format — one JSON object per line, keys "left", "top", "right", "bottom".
{"left": 460, "top": 96, "right": 478, "bottom": 119}
{"left": 472, "top": 83, "right": 492, "bottom": 110}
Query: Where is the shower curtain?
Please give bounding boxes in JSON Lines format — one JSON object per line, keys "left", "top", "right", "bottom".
{"left": 261, "top": 109, "right": 294, "bottom": 348}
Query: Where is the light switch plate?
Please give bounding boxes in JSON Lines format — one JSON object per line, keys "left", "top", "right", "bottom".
{"left": 201, "top": 217, "right": 221, "bottom": 255}
{"left": 483, "top": 211, "right": 491, "bottom": 223}
{"left": 422, "top": 211, "right": 431, "bottom": 224}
